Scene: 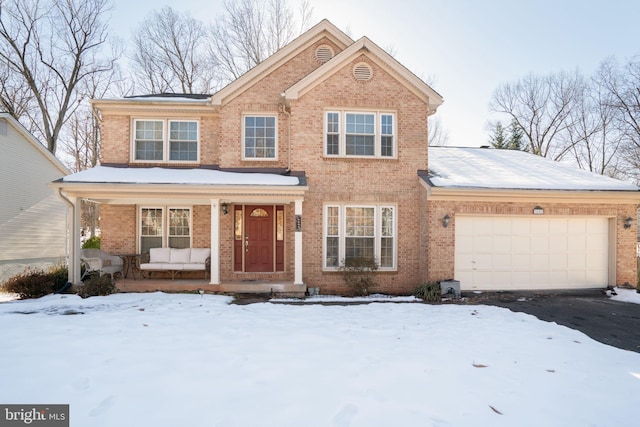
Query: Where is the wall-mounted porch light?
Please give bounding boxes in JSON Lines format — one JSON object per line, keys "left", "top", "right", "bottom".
{"left": 442, "top": 214, "right": 450, "bottom": 228}
{"left": 222, "top": 203, "right": 228, "bottom": 215}
{"left": 624, "top": 217, "right": 633, "bottom": 229}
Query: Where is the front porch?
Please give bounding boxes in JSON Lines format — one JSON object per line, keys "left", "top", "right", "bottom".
{"left": 115, "top": 277, "right": 306, "bottom": 297}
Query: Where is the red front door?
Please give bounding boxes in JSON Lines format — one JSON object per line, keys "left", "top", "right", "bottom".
{"left": 244, "top": 205, "right": 274, "bottom": 272}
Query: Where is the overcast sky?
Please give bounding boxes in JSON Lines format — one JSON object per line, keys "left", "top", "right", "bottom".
{"left": 110, "top": 0, "right": 640, "bottom": 147}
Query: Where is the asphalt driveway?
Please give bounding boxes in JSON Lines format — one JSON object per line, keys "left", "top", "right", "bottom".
{"left": 462, "top": 289, "right": 640, "bottom": 353}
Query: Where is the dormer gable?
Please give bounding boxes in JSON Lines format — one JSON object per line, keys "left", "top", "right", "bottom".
{"left": 210, "top": 19, "right": 353, "bottom": 107}
{"left": 283, "top": 36, "right": 444, "bottom": 114}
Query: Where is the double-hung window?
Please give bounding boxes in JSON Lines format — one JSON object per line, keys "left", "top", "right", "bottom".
{"left": 324, "top": 205, "right": 396, "bottom": 269}
{"left": 243, "top": 115, "right": 277, "bottom": 159}
{"left": 133, "top": 119, "right": 199, "bottom": 162}
{"left": 324, "top": 111, "right": 395, "bottom": 158}
{"left": 140, "top": 207, "right": 192, "bottom": 254}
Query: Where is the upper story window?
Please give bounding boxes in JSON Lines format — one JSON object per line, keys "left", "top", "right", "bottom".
{"left": 325, "top": 111, "right": 395, "bottom": 158}
{"left": 133, "top": 119, "right": 199, "bottom": 163}
{"left": 243, "top": 115, "right": 277, "bottom": 160}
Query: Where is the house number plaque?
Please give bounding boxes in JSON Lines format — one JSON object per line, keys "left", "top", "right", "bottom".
{"left": 295, "top": 215, "right": 302, "bottom": 232}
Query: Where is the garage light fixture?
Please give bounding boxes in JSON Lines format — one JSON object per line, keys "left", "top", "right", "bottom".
{"left": 221, "top": 203, "right": 228, "bottom": 215}
{"left": 442, "top": 214, "right": 450, "bottom": 228}
{"left": 624, "top": 217, "right": 633, "bottom": 229}
{"left": 533, "top": 206, "right": 544, "bottom": 215}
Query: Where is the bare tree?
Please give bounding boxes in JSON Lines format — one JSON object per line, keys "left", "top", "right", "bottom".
{"left": 0, "top": 0, "right": 118, "bottom": 155}
{"left": 598, "top": 56, "right": 640, "bottom": 182}
{"left": 428, "top": 116, "right": 449, "bottom": 146}
{"left": 209, "top": 0, "right": 313, "bottom": 82}
{"left": 489, "top": 70, "right": 583, "bottom": 160}
{"left": 131, "top": 7, "right": 216, "bottom": 94}
{"left": 565, "top": 62, "right": 623, "bottom": 177}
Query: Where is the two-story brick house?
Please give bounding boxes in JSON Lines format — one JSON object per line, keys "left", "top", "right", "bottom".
{"left": 53, "top": 19, "right": 639, "bottom": 294}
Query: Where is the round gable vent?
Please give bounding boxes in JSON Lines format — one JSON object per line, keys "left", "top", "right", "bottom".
{"left": 353, "top": 62, "right": 373, "bottom": 81}
{"left": 315, "top": 45, "right": 334, "bottom": 63}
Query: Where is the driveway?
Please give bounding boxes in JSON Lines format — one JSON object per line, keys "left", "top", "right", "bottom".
{"left": 462, "top": 289, "right": 640, "bottom": 353}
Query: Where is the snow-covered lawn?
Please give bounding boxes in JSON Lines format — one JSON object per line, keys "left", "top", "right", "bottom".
{"left": 1, "top": 292, "right": 639, "bottom": 427}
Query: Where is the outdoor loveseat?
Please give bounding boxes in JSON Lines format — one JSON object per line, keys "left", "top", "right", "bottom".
{"left": 139, "top": 247, "right": 211, "bottom": 280}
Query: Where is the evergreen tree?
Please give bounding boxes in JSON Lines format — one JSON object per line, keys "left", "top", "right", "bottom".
{"left": 489, "top": 121, "right": 508, "bottom": 149}
{"left": 507, "top": 119, "right": 526, "bottom": 151}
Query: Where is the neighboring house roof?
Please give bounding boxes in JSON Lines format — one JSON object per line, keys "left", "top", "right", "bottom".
{"left": 59, "top": 166, "right": 301, "bottom": 186}
{"left": 0, "top": 113, "right": 69, "bottom": 175}
{"left": 210, "top": 19, "right": 354, "bottom": 106}
{"left": 284, "top": 36, "right": 444, "bottom": 112}
{"left": 426, "top": 147, "right": 639, "bottom": 192}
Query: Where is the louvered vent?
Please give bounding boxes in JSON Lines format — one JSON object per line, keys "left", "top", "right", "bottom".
{"left": 315, "top": 45, "right": 334, "bottom": 63}
{"left": 353, "top": 63, "right": 373, "bottom": 81}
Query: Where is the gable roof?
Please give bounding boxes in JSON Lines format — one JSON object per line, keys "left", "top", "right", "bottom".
{"left": 0, "top": 113, "right": 69, "bottom": 175}
{"left": 426, "top": 147, "right": 638, "bottom": 192}
{"left": 284, "top": 36, "right": 444, "bottom": 113}
{"left": 210, "top": 19, "right": 353, "bottom": 106}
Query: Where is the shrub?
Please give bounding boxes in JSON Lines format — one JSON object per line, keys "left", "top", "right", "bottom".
{"left": 2, "top": 269, "right": 59, "bottom": 299}
{"left": 413, "top": 282, "right": 442, "bottom": 302}
{"left": 82, "top": 236, "right": 101, "bottom": 249}
{"left": 338, "top": 257, "right": 379, "bottom": 296}
{"left": 77, "top": 273, "right": 117, "bottom": 298}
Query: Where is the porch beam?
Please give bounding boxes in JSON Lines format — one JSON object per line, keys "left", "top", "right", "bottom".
{"left": 294, "top": 199, "right": 303, "bottom": 285}
{"left": 210, "top": 199, "right": 220, "bottom": 284}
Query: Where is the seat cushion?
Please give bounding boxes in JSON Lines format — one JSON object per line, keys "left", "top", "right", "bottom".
{"left": 182, "top": 263, "right": 205, "bottom": 271}
{"left": 170, "top": 248, "right": 191, "bottom": 264}
{"left": 190, "top": 248, "right": 211, "bottom": 264}
{"left": 149, "top": 247, "right": 171, "bottom": 263}
{"left": 161, "top": 263, "right": 184, "bottom": 270}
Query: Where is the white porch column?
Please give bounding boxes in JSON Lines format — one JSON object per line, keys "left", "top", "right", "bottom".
{"left": 209, "top": 199, "right": 220, "bottom": 285}
{"left": 294, "top": 199, "right": 303, "bottom": 285}
{"left": 69, "top": 197, "right": 82, "bottom": 284}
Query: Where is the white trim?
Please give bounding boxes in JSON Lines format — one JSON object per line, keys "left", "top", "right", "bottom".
{"left": 131, "top": 118, "right": 200, "bottom": 164}
{"left": 294, "top": 199, "right": 303, "bottom": 285}
{"left": 138, "top": 206, "right": 193, "bottom": 250}
{"left": 241, "top": 114, "right": 279, "bottom": 161}
{"left": 210, "top": 199, "right": 220, "bottom": 284}
{"left": 322, "top": 203, "right": 397, "bottom": 271}
{"left": 324, "top": 110, "right": 397, "bottom": 159}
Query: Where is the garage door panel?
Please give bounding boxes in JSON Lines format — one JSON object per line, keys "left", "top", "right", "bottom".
{"left": 455, "top": 216, "right": 609, "bottom": 290}
{"left": 530, "top": 254, "right": 549, "bottom": 269}
{"left": 493, "top": 236, "right": 512, "bottom": 252}
{"left": 512, "top": 254, "right": 530, "bottom": 269}
{"left": 568, "top": 236, "right": 587, "bottom": 252}
{"left": 473, "top": 236, "right": 493, "bottom": 252}
{"left": 512, "top": 236, "right": 530, "bottom": 253}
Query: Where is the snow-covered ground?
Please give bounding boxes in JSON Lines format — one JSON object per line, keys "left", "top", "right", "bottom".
{"left": 1, "top": 292, "right": 639, "bottom": 427}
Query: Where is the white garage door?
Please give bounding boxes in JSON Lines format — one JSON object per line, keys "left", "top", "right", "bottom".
{"left": 455, "top": 216, "right": 610, "bottom": 290}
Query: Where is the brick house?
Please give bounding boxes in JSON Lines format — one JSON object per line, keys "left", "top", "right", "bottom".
{"left": 52, "top": 19, "right": 640, "bottom": 294}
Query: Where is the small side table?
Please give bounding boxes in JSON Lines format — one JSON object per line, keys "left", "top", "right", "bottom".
{"left": 119, "top": 254, "right": 141, "bottom": 280}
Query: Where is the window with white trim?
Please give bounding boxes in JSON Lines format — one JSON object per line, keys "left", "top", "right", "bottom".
{"left": 133, "top": 119, "right": 199, "bottom": 162}
{"left": 324, "top": 205, "right": 396, "bottom": 269}
{"left": 140, "top": 207, "right": 192, "bottom": 254}
{"left": 243, "top": 115, "right": 277, "bottom": 159}
{"left": 324, "top": 111, "right": 395, "bottom": 158}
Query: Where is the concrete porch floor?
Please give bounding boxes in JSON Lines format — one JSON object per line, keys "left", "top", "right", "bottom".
{"left": 115, "top": 277, "right": 306, "bottom": 297}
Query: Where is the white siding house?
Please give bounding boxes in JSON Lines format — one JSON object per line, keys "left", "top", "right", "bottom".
{"left": 0, "top": 113, "right": 70, "bottom": 282}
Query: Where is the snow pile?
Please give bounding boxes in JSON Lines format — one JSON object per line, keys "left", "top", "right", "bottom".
{"left": 271, "top": 293, "right": 420, "bottom": 303}
{"left": 610, "top": 287, "right": 640, "bottom": 304}
{"left": 1, "top": 292, "right": 639, "bottom": 426}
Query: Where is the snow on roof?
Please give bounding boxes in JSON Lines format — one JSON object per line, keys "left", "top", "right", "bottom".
{"left": 428, "top": 147, "right": 639, "bottom": 191}
{"left": 62, "top": 166, "right": 300, "bottom": 186}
